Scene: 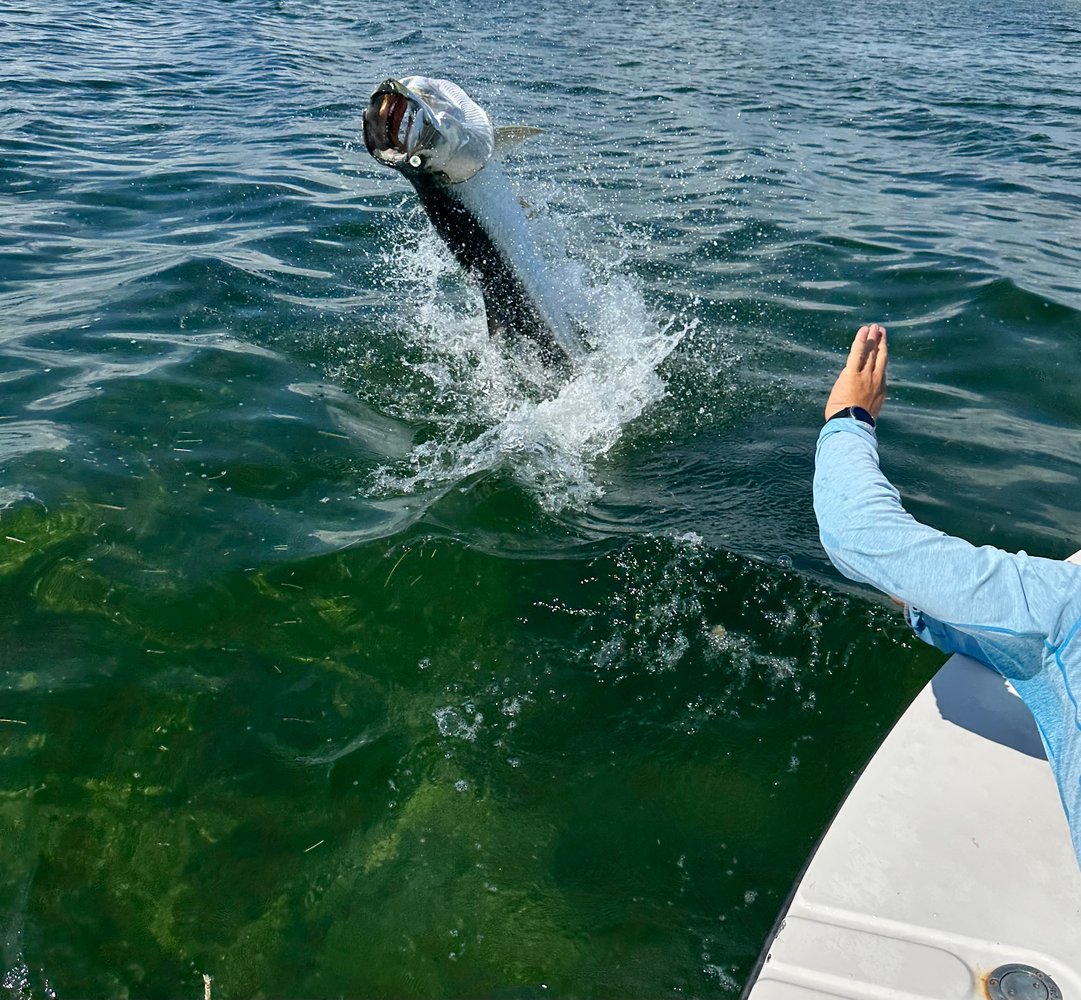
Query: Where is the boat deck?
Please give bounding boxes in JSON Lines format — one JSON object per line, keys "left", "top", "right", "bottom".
{"left": 745, "top": 554, "right": 1081, "bottom": 998}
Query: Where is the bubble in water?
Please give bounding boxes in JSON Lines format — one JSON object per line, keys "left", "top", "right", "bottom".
{"left": 702, "top": 964, "right": 739, "bottom": 989}
{"left": 433, "top": 704, "right": 484, "bottom": 741}
{"left": 2, "top": 965, "right": 28, "bottom": 997}
{"left": 2, "top": 962, "right": 56, "bottom": 1000}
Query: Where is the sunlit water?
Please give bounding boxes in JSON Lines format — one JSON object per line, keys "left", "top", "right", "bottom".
{"left": 3, "top": 0, "right": 1080, "bottom": 996}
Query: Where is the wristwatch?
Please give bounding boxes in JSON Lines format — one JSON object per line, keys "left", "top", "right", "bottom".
{"left": 826, "top": 405, "right": 876, "bottom": 429}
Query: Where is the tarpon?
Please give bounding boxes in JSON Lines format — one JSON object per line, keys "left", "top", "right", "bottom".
{"left": 362, "top": 75, "right": 585, "bottom": 368}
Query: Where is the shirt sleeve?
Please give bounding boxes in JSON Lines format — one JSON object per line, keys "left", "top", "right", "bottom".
{"left": 812, "top": 418, "right": 1078, "bottom": 642}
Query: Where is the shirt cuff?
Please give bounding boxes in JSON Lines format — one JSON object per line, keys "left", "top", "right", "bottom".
{"left": 817, "top": 415, "right": 878, "bottom": 448}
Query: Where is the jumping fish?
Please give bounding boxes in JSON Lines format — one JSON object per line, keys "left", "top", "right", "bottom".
{"left": 362, "top": 75, "right": 585, "bottom": 368}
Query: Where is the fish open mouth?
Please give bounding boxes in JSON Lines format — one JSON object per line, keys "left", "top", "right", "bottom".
{"left": 363, "top": 89, "right": 416, "bottom": 161}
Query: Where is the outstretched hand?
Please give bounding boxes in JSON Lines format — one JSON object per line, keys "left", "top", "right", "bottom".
{"left": 824, "top": 324, "right": 888, "bottom": 422}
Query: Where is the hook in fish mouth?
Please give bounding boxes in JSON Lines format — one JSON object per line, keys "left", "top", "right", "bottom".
{"left": 363, "top": 82, "right": 419, "bottom": 163}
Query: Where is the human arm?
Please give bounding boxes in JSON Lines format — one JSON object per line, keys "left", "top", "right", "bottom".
{"left": 812, "top": 327, "right": 1075, "bottom": 642}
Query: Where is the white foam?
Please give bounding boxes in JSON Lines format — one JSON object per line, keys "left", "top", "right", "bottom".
{"left": 370, "top": 214, "right": 689, "bottom": 512}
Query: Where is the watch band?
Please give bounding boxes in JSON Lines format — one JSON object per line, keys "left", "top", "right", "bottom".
{"left": 826, "top": 405, "right": 876, "bottom": 429}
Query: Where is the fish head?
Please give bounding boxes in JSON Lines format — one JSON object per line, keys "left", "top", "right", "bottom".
{"left": 363, "top": 75, "right": 495, "bottom": 183}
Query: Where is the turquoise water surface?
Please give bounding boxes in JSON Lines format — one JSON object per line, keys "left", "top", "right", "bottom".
{"left": 3, "top": 0, "right": 1081, "bottom": 996}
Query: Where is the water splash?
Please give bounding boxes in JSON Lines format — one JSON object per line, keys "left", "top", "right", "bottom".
{"left": 368, "top": 214, "right": 689, "bottom": 512}
{"left": 2, "top": 962, "right": 55, "bottom": 1000}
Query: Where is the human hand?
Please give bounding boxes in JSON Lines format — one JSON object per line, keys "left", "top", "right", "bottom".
{"left": 824, "top": 324, "right": 887, "bottom": 422}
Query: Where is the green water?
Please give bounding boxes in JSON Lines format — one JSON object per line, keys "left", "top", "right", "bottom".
{"left": 3, "top": 0, "right": 1080, "bottom": 996}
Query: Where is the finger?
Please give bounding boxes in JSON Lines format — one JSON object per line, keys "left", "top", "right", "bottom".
{"left": 847, "top": 325, "right": 871, "bottom": 368}
{"left": 848, "top": 325, "right": 869, "bottom": 356}
{"left": 873, "top": 328, "right": 888, "bottom": 373}
{"left": 858, "top": 327, "right": 885, "bottom": 372}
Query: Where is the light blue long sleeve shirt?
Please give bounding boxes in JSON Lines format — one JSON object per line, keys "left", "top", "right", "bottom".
{"left": 813, "top": 416, "right": 1081, "bottom": 869}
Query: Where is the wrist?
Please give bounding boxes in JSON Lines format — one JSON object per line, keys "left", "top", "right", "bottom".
{"left": 825, "top": 405, "right": 876, "bottom": 429}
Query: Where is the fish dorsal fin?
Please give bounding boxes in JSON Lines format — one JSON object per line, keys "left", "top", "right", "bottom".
{"left": 494, "top": 126, "right": 543, "bottom": 154}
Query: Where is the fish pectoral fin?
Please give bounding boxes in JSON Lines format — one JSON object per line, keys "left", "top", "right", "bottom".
{"left": 494, "top": 126, "right": 543, "bottom": 154}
